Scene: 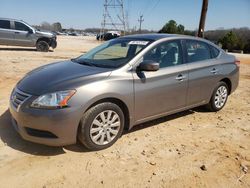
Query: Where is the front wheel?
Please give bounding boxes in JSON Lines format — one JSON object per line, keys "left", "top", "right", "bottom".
{"left": 207, "top": 82, "right": 229, "bottom": 112}
{"left": 36, "top": 40, "right": 49, "bottom": 52}
{"left": 78, "top": 102, "right": 124, "bottom": 151}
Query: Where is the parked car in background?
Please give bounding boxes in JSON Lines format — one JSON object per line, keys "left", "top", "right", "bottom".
{"left": 9, "top": 34, "right": 239, "bottom": 150}
{"left": 67, "top": 32, "right": 79, "bottom": 36}
{"left": 0, "top": 18, "right": 57, "bottom": 52}
{"left": 97, "top": 31, "right": 120, "bottom": 41}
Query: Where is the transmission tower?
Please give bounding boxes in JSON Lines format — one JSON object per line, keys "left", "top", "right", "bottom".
{"left": 138, "top": 15, "right": 144, "bottom": 33}
{"left": 101, "top": 0, "right": 126, "bottom": 35}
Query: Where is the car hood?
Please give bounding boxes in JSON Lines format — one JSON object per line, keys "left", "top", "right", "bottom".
{"left": 17, "top": 60, "right": 112, "bottom": 95}
{"left": 35, "top": 30, "right": 55, "bottom": 38}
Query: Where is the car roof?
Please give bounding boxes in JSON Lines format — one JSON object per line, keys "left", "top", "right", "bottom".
{"left": 120, "top": 33, "right": 220, "bottom": 48}
{"left": 120, "top": 33, "right": 212, "bottom": 42}
{"left": 0, "top": 17, "right": 23, "bottom": 22}
{"left": 121, "top": 33, "right": 197, "bottom": 41}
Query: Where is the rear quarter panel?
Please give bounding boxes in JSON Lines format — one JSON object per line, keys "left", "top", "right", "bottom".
{"left": 218, "top": 53, "right": 239, "bottom": 94}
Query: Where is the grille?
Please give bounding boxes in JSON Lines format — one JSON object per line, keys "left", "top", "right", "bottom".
{"left": 11, "top": 88, "right": 31, "bottom": 109}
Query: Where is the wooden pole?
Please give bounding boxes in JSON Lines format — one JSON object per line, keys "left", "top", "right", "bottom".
{"left": 198, "top": 0, "right": 209, "bottom": 38}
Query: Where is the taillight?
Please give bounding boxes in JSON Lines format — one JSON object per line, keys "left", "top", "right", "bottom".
{"left": 235, "top": 59, "right": 240, "bottom": 67}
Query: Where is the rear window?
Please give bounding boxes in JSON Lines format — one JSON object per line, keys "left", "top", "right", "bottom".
{"left": 210, "top": 45, "right": 220, "bottom": 58}
{"left": 186, "top": 40, "right": 211, "bottom": 63}
{"left": 0, "top": 20, "right": 11, "bottom": 29}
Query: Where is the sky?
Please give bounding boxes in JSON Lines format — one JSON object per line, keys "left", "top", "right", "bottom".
{"left": 0, "top": 0, "right": 249, "bottom": 31}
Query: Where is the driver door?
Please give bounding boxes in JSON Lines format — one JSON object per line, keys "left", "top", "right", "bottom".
{"left": 133, "top": 40, "right": 188, "bottom": 123}
{"left": 13, "top": 21, "right": 34, "bottom": 46}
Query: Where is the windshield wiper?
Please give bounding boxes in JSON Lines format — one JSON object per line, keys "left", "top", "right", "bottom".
{"left": 94, "top": 64, "right": 116, "bottom": 68}
{"left": 71, "top": 59, "right": 97, "bottom": 67}
{"left": 71, "top": 58, "right": 116, "bottom": 68}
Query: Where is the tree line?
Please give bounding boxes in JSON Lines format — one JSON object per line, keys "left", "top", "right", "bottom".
{"left": 34, "top": 20, "right": 250, "bottom": 53}
{"left": 159, "top": 20, "right": 250, "bottom": 53}
{"left": 33, "top": 22, "right": 62, "bottom": 32}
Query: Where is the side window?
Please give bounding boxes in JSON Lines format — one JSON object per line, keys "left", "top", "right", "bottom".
{"left": 143, "top": 40, "right": 183, "bottom": 68}
{"left": 186, "top": 40, "right": 211, "bottom": 63}
{"left": 210, "top": 45, "right": 220, "bottom": 58}
{"left": 0, "top": 20, "right": 11, "bottom": 29}
{"left": 14, "top": 21, "right": 30, "bottom": 31}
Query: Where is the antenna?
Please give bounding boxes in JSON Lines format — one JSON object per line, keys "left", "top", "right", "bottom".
{"left": 101, "top": 0, "right": 126, "bottom": 36}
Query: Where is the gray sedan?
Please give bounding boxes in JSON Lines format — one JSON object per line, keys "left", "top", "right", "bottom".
{"left": 9, "top": 34, "right": 239, "bottom": 150}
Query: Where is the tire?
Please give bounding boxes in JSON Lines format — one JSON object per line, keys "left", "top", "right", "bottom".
{"left": 78, "top": 102, "right": 124, "bottom": 151}
{"left": 206, "top": 82, "right": 229, "bottom": 112}
{"left": 36, "top": 40, "right": 49, "bottom": 52}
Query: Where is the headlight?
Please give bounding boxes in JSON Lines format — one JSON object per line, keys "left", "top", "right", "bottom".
{"left": 31, "top": 90, "right": 76, "bottom": 109}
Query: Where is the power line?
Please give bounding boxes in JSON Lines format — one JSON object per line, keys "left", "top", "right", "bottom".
{"left": 140, "top": 0, "right": 154, "bottom": 16}
{"left": 136, "top": 0, "right": 161, "bottom": 32}
{"left": 144, "top": 0, "right": 161, "bottom": 18}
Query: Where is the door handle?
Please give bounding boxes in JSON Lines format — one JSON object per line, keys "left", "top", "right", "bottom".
{"left": 15, "top": 31, "right": 20, "bottom": 34}
{"left": 210, "top": 68, "right": 218, "bottom": 74}
{"left": 175, "top": 74, "right": 186, "bottom": 81}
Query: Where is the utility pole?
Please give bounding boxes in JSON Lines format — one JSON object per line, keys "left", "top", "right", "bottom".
{"left": 198, "top": 0, "right": 209, "bottom": 38}
{"left": 138, "top": 15, "right": 144, "bottom": 33}
{"left": 101, "top": 0, "right": 126, "bottom": 36}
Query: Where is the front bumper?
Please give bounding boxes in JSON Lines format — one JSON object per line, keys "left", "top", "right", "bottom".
{"left": 9, "top": 90, "right": 81, "bottom": 146}
{"left": 50, "top": 38, "right": 57, "bottom": 49}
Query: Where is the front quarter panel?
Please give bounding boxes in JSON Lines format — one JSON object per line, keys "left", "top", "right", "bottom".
{"left": 69, "top": 69, "right": 134, "bottom": 128}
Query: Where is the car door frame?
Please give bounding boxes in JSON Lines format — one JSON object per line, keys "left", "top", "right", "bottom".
{"left": 183, "top": 39, "right": 223, "bottom": 107}
{"left": 131, "top": 38, "right": 189, "bottom": 125}
{"left": 12, "top": 20, "right": 34, "bottom": 47}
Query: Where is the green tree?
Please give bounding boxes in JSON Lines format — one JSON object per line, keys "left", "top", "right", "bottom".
{"left": 159, "top": 20, "right": 185, "bottom": 34}
{"left": 177, "top": 24, "right": 185, "bottom": 34}
{"left": 218, "top": 31, "right": 239, "bottom": 51}
{"left": 244, "top": 39, "right": 250, "bottom": 53}
{"left": 236, "top": 38, "right": 244, "bottom": 50}
{"left": 159, "top": 20, "right": 177, "bottom": 33}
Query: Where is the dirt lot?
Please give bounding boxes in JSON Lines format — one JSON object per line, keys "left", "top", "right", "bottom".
{"left": 0, "top": 36, "right": 249, "bottom": 188}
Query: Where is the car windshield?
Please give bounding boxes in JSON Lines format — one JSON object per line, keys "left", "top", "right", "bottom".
{"left": 72, "top": 38, "right": 153, "bottom": 68}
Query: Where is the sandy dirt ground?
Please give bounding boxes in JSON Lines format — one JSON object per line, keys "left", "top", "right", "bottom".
{"left": 0, "top": 36, "right": 249, "bottom": 188}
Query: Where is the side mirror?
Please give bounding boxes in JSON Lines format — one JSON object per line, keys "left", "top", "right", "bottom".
{"left": 137, "top": 60, "right": 159, "bottom": 71}
{"left": 28, "top": 29, "right": 34, "bottom": 34}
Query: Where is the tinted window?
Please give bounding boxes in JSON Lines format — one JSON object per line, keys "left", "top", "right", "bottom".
{"left": 143, "top": 40, "right": 183, "bottom": 68}
{"left": 14, "top": 21, "right": 30, "bottom": 31}
{"left": 0, "top": 20, "right": 11, "bottom": 29}
{"left": 186, "top": 40, "right": 211, "bottom": 62}
{"left": 210, "top": 45, "right": 220, "bottom": 58}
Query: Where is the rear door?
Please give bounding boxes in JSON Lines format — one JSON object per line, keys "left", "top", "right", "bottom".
{"left": 185, "top": 39, "right": 221, "bottom": 106}
{"left": 0, "top": 19, "right": 15, "bottom": 45}
{"left": 133, "top": 40, "right": 188, "bottom": 123}
{"left": 13, "top": 21, "right": 34, "bottom": 46}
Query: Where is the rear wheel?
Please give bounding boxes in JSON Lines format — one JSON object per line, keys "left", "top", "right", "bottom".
{"left": 207, "top": 82, "right": 229, "bottom": 112}
{"left": 78, "top": 102, "right": 124, "bottom": 150}
{"left": 36, "top": 40, "right": 49, "bottom": 52}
